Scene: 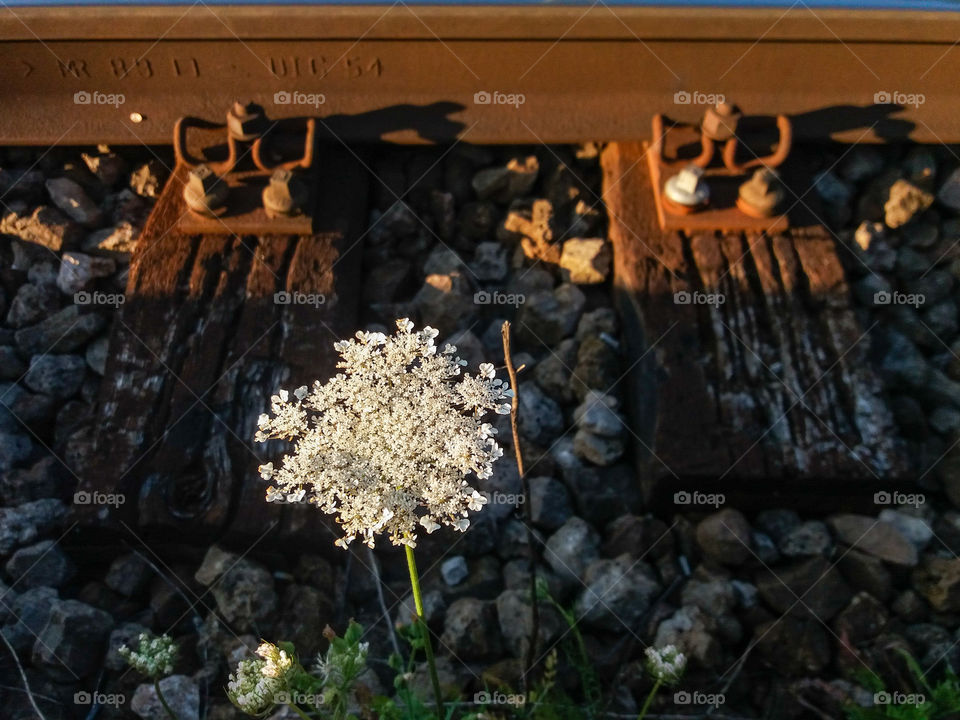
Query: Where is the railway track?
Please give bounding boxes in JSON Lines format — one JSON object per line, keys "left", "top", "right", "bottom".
{"left": 0, "top": 2, "right": 954, "bottom": 535}
{"left": 1, "top": 4, "right": 960, "bottom": 145}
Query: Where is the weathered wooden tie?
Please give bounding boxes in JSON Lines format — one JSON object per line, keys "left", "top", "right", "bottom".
{"left": 74, "top": 146, "right": 366, "bottom": 546}
{"left": 602, "top": 142, "right": 907, "bottom": 510}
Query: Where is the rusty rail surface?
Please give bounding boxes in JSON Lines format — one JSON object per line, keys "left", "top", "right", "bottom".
{"left": 0, "top": 5, "right": 959, "bottom": 145}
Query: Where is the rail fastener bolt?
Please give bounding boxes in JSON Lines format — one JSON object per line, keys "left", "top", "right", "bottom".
{"left": 701, "top": 101, "right": 742, "bottom": 142}
{"left": 737, "top": 167, "right": 785, "bottom": 218}
{"left": 664, "top": 164, "right": 709, "bottom": 214}
{"left": 262, "top": 169, "right": 308, "bottom": 218}
{"left": 227, "top": 100, "right": 268, "bottom": 141}
{"left": 183, "top": 164, "right": 229, "bottom": 217}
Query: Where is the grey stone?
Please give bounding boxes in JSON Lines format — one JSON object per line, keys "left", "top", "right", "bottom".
{"left": 572, "top": 429, "right": 624, "bottom": 466}
{"left": 839, "top": 146, "right": 885, "bottom": 183}
{"left": 0, "top": 206, "right": 81, "bottom": 251}
{"left": 0, "top": 431, "right": 32, "bottom": 471}
{"left": 57, "top": 252, "right": 116, "bottom": 295}
{"left": 813, "top": 170, "right": 853, "bottom": 206}
{"left": 6, "top": 283, "right": 60, "bottom": 328}
{"left": 0, "top": 346, "right": 27, "bottom": 381}
{"left": 570, "top": 335, "right": 620, "bottom": 400}
{"left": 573, "top": 391, "right": 625, "bottom": 437}
{"left": 1, "top": 586, "right": 58, "bottom": 654}
{"left": 441, "top": 556, "right": 469, "bottom": 587}
{"left": 85, "top": 336, "right": 109, "bottom": 376}
{"left": 105, "top": 621, "right": 149, "bottom": 671}
{"left": 440, "top": 597, "right": 501, "bottom": 659}
{"left": 0, "top": 499, "right": 67, "bottom": 556}
{"left": 879, "top": 510, "right": 933, "bottom": 551}
{"left": 544, "top": 517, "right": 600, "bottom": 585}
{"left": 496, "top": 588, "right": 564, "bottom": 658}
{"left": 82, "top": 221, "right": 138, "bottom": 260}
{"left": 885, "top": 179, "right": 934, "bottom": 229}
{"left": 654, "top": 605, "right": 722, "bottom": 669}
{"left": 528, "top": 476, "right": 572, "bottom": 530}
{"left": 129, "top": 161, "right": 166, "bottom": 199}
{"left": 32, "top": 599, "right": 113, "bottom": 677}
{"left": 472, "top": 156, "right": 538, "bottom": 203}
{"left": 828, "top": 514, "right": 919, "bottom": 566}
{"left": 105, "top": 553, "right": 153, "bottom": 597}
{"left": 756, "top": 556, "right": 852, "bottom": 621}
{"left": 575, "top": 554, "right": 660, "bottom": 632}
{"left": 517, "top": 381, "right": 564, "bottom": 445}
{"left": 471, "top": 242, "right": 508, "bottom": 281}
{"left": 5, "top": 540, "right": 75, "bottom": 589}
{"left": 779, "top": 521, "right": 834, "bottom": 558}
{"left": 533, "top": 337, "right": 577, "bottom": 404}
{"left": 559, "top": 238, "right": 611, "bottom": 284}
{"left": 937, "top": 167, "right": 960, "bottom": 212}
{"left": 696, "top": 509, "right": 753, "bottom": 565}
{"left": 24, "top": 354, "right": 86, "bottom": 399}
{"left": 131, "top": 676, "right": 200, "bottom": 720}
{"left": 14, "top": 305, "right": 106, "bottom": 355}
{"left": 516, "top": 283, "right": 586, "bottom": 347}
{"left": 45, "top": 177, "right": 103, "bottom": 227}
{"left": 195, "top": 546, "right": 277, "bottom": 632}
{"left": 395, "top": 589, "right": 446, "bottom": 629}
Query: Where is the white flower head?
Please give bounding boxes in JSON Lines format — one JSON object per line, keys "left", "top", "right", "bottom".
{"left": 118, "top": 633, "right": 178, "bottom": 680}
{"left": 644, "top": 644, "right": 687, "bottom": 685}
{"left": 256, "top": 318, "right": 512, "bottom": 548}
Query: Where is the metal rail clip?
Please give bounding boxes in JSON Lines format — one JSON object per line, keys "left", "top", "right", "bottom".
{"left": 647, "top": 101, "right": 792, "bottom": 233}
{"left": 173, "top": 101, "right": 317, "bottom": 236}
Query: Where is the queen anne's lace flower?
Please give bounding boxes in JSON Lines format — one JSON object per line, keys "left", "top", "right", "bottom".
{"left": 227, "top": 658, "right": 287, "bottom": 716}
{"left": 118, "top": 633, "right": 178, "bottom": 679}
{"left": 256, "top": 318, "right": 512, "bottom": 548}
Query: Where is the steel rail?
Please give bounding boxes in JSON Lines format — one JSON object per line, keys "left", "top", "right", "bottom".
{"left": 0, "top": 5, "right": 958, "bottom": 144}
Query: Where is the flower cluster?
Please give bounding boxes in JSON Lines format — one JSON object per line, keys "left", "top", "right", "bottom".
{"left": 227, "top": 642, "right": 295, "bottom": 716}
{"left": 644, "top": 644, "right": 687, "bottom": 685}
{"left": 256, "top": 318, "right": 513, "bottom": 548}
{"left": 118, "top": 633, "right": 178, "bottom": 679}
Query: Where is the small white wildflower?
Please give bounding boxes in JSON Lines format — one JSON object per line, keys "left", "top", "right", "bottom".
{"left": 256, "top": 318, "right": 511, "bottom": 548}
{"left": 256, "top": 642, "right": 293, "bottom": 679}
{"left": 644, "top": 644, "right": 686, "bottom": 685}
{"left": 118, "top": 633, "right": 178, "bottom": 679}
{"left": 227, "top": 658, "right": 286, "bottom": 715}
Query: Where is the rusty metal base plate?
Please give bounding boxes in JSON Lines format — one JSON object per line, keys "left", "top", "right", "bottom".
{"left": 645, "top": 142, "right": 789, "bottom": 234}
{"left": 176, "top": 168, "right": 315, "bottom": 236}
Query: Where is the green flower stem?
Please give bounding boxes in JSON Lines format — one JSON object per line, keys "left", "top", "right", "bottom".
{"left": 154, "top": 680, "right": 180, "bottom": 720}
{"left": 288, "top": 701, "right": 313, "bottom": 720}
{"left": 637, "top": 678, "right": 662, "bottom": 720}
{"left": 405, "top": 543, "right": 444, "bottom": 718}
